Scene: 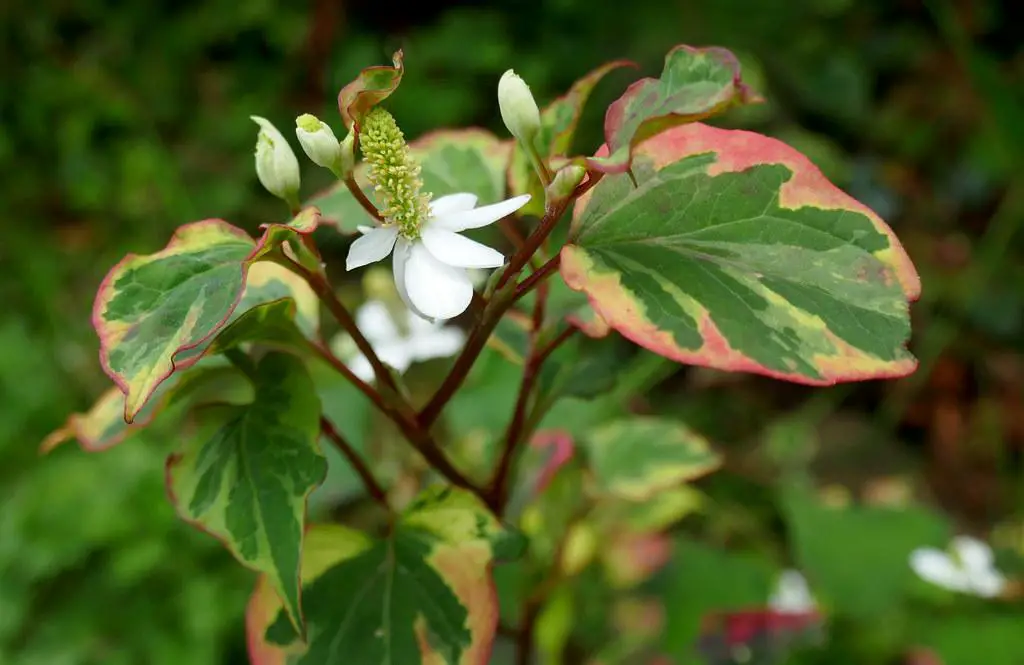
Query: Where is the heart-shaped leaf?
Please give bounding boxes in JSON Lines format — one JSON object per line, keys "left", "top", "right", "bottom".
{"left": 582, "top": 416, "right": 721, "bottom": 500}
{"left": 94, "top": 220, "right": 256, "bottom": 420}
{"left": 94, "top": 212, "right": 323, "bottom": 421}
{"left": 167, "top": 352, "right": 326, "bottom": 637}
{"left": 562, "top": 123, "right": 921, "bottom": 385}
{"left": 249, "top": 487, "right": 507, "bottom": 665}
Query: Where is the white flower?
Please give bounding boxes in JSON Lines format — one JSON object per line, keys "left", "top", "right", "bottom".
{"left": 768, "top": 569, "right": 816, "bottom": 614}
{"left": 251, "top": 116, "right": 300, "bottom": 202}
{"left": 498, "top": 69, "right": 541, "bottom": 145}
{"left": 295, "top": 113, "right": 341, "bottom": 170}
{"left": 333, "top": 300, "right": 466, "bottom": 382}
{"left": 346, "top": 193, "right": 531, "bottom": 321}
{"left": 909, "top": 535, "right": 1007, "bottom": 598}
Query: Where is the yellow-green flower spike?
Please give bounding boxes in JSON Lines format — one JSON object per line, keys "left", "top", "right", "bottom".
{"left": 359, "top": 108, "right": 431, "bottom": 239}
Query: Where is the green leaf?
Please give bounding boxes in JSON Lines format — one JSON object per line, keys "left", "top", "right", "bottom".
{"left": 562, "top": 122, "right": 921, "bottom": 385}
{"left": 782, "top": 486, "right": 949, "bottom": 617}
{"left": 204, "top": 299, "right": 312, "bottom": 357}
{"left": 309, "top": 129, "right": 512, "bottom": 232}
{"left": 509, "top": 61, "right": 633, "bottom": 215}
{"left": 338, "top": 50, "right": 404, "bottom": 130}
{"left": 582, "top": 416, "right": 720, "bottom": 500}
{"left": 41, "top": 360, "right": 253, "bottom": 453}
{"left": 587, "top": 45, "right": 758, "bottom": 173}
{"left": 251, "top": 487, "right": 506, "bottom": 665}
{"left": 94, "top": 219, "right": 256, "bottom": 420}
{"left": 175, "top": 260, "right": 319, "bottom": 364}
{"left": 167, "top": 352, "right": 326, "bottom": 636}
{"left": 536, "top": 334, "right": 632, "bottom": 403}
{"left": 416, "top": 129, "right": 513, "bottom": 206}
{"left": 909, "top": 614, "right": 1024, "bottom": 665}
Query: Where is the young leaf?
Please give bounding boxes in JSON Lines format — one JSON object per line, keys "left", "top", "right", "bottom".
{"left": 588, "top": 45, "right": 758, "bottom": 173}
{"left": 509, "top": 61, "right": 634, "bottom": 215}
{"left": 582, "top": 416, "right": 720, "bottom": 500}
{"left": 338, "top": 50, "right": 404, "bottom": 130}
{"left": 309, "top": 129, "right": 512, "bottom": 232}
{"left": 41, "top": 362, "right": 252, "bottom": 453}
{"left": 250, "top": 207, "right": 329, "bottom": 275}
{"left": 94, "top": 220, "right": 256, "bottom": 421}
{"left": 167, "top": 352, "right": 326, "bottom": 636}
{"left": 251, "top": 487, "right": 507, "bottom": 665}
{"left": 562, "top": 123, "right": 921, "bottom": 385}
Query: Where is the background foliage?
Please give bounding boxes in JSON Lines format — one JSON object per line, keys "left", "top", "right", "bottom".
{"left": 2, "top": 0, "right": 1022, "bottom": 663}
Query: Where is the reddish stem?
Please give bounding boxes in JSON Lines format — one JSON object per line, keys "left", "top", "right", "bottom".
{"left": 320, "top": 415, "right": 389, "bottom": 509}
{"left": 513, "top": 255, "right": 561, "bottom": 304}
{"left": 344, "top": 175, "right": 385, "bottom": 223}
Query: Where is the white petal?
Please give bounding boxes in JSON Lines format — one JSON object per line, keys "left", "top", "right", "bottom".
{"left": 431, "top": 194, "right": 531, "bottom": 232}
{"left": 374, "top": 340, "right": 413, "bottom": 375}
{"left": 768, "top": 570, "right": 814, "bottom": 613}
{"left": 355, "top": 301, "right": 399, "bottom": 344}
{"left": 347, "top": 354, "right": 375, "bottom": 383}
{"left": 910, "top": 548, "right": 969, "bottom": 592}
{"left": 952, "top": 536, "right": 994, "bottom": 573}
{"left": 429, "top": 193, "right": 478, "bottom": 217}
{"left": 404, "top": 242, "right": 474, "bottom": 321}
{"left": 393, "top": 238, "right": 432, "bottom": 321}
{"left": 346, "top": 226, "right": 399, "bottom": 270}
{"left": 967, "top": 569, "right": 1007, "bottom": 598}
{"left": 421, "top": 227, "right": 505, "bottom": 269}
{"left": 409, "top": 327, "right": 466, "bottom": 362}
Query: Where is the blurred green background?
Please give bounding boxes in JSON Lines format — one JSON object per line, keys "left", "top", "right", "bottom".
{"left": 2, "top": 0, "right": 1023, "bottom": 663}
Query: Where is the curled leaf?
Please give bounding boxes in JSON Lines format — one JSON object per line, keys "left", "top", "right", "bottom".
{"left": 587, "top": 45, "right": 758, "bottom": 174}
{"left": 338, "top": 50, "right": 405, "bottom": 130}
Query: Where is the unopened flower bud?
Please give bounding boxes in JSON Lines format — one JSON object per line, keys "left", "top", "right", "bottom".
{"left": 295, "top": 113, "right": 341, "bottom": 170}
{"left": 546, "top": 164, "right": 586, "bottom": 202}
{"left": 498, "top": 69, "right": 541, "bottom": 145}
{"left": 252, "top": 116, "right": 300, "bottom": 203}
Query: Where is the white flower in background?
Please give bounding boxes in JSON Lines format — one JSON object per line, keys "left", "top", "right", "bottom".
{"left": 347, "top": 192, "right": 530, "bottom": 321}
{"left": 251, "top": 116, "right": 300, "bottom": 203}
{"left": 332, "top": 300, "right": 466, "bottom": 382}
{"left": 768, "top": 569, "right": 816, "bottom": 614}
{"left": 909, "top": 535, "right": 1007, "bottom": 598}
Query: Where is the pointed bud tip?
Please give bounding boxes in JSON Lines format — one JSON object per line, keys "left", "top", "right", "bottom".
{"left": 498, "top": 68, "right": 541, "bottom": 145}
{"left": 251, "top": 115, "right": 301, "bottom": 201}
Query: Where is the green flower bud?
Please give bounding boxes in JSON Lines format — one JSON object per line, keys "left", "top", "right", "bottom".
{"left": 546, "top": 164, "right": 587, "bottom": 202}
{"left": 295, "top": 113, "right": 341, "bottom": 170}
{"left": 498, "top": 69, "right": 541, "bottom": 145}
{"left": 251, "top": 116, "right": 300, "bottom": 204}
{"left": 359, "top": 107, "right": 431, "bottom": 239}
